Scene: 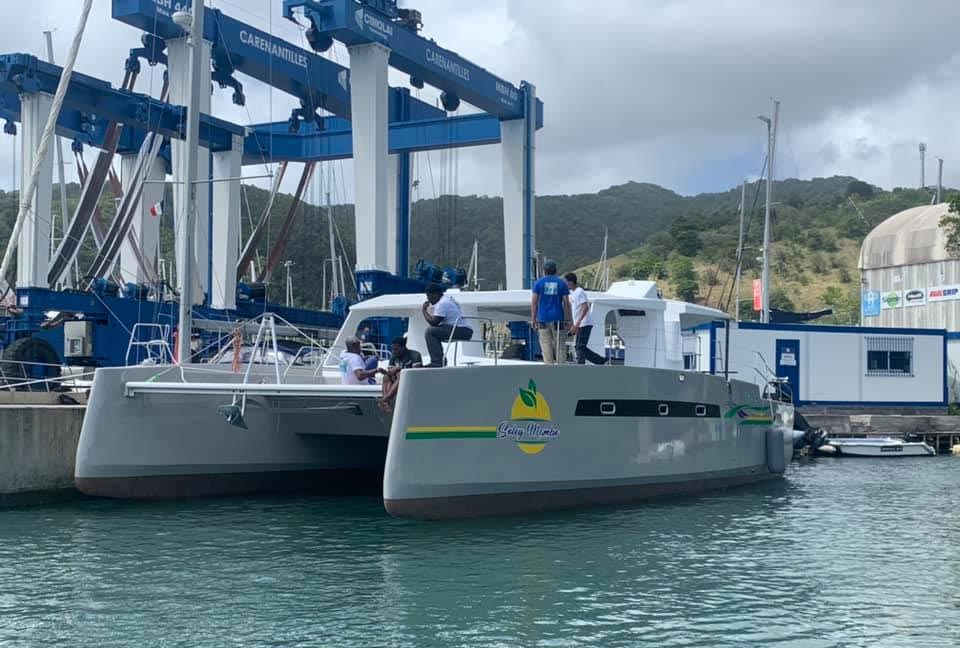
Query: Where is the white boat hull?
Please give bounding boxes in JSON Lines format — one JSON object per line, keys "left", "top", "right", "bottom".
{"left": 75, "top": 365, "right": 391, "bottom": 498}
{"left": 383, "top": 365, "right": 794, "bottom": 519}
{"left": 824, "top": 438, "right": 936, "bottom": 457}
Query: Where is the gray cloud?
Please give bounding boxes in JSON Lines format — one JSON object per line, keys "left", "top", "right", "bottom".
{"left": 1, "top": 0, "right": 959, "bottom": 201}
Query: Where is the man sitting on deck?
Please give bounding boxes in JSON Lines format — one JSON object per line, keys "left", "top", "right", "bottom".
{"left": 340, "top": 336, "right": 380, "bottom": 385}
{"left": 378, "top": 336, "right": 423, "bottom": 412}
{"left": 422, "top": 284, "right": 473, "bottom": 367}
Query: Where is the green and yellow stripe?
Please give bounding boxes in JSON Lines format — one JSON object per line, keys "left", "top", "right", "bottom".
{"left": 405, "top": 426, "right": 497, "bottom": 440}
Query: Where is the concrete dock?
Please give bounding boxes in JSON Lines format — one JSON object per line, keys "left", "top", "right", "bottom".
{"left": 0, "top": 392, "right": 86, "bottom": 506}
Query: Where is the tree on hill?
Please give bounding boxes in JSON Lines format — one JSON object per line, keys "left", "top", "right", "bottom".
{"left": 669, "top": 215, "right": 703, "bottom": 256}
{"left": 941, "top": 193, "right": 960, "bottom": 257}
{"left": 669, "top": 256, "right": 699, "bottom": 302}
{"left": 845, "top": 179, "right": 874, "bottom": 200}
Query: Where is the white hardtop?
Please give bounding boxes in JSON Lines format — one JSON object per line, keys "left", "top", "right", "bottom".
{"left": 330, "top": 280, "right": 728, "bottom": 368}
{"left": 348, "top": 280, "right": 670, "bottom": 317}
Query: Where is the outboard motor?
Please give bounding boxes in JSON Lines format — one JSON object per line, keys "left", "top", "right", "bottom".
{"left": 792, "top": 411, "right": 830, "bottom": 452}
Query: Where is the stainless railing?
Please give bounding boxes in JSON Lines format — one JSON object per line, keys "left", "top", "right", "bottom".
{"left": 442, "top": 316, "right": 505, "bottom": 366}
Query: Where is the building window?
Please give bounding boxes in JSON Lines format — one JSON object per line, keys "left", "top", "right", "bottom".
{"left": 865, "top": 336, "right": 913, "bottom": 377}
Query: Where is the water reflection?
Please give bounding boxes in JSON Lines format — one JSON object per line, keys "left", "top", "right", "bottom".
{"left": 1, "top": 460, "right": 959, "bottom": 647}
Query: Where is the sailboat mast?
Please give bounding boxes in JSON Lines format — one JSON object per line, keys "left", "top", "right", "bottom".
{"left": 735, "top": 179, "right": 746, "bottom": 320}
{"left": 43, "top": 30, "right": 72, "bottom": 288}
{"left": 760, "top": 99, "right": 779, "bottom": 324}
{"left": 326, "top": 164, "right": 339, "bottom": 298}
{"left": 175, "top": 1, "right": 205, "bottom": 361}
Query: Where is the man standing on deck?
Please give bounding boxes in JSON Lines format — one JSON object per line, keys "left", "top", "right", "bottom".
{"left": 422, "top": 284, "right": 473, "bottom": 367}
{"left": 532, "top": 259, "right": 571, "bottom": 364}
{"left": 564, "top": 272, "right": 608, "bottom": 365}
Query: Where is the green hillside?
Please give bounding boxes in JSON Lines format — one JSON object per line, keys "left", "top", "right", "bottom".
{"left": 0, "top": 176, "right": 942, "bottom": 321}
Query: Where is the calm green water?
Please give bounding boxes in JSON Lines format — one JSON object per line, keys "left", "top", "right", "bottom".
{"left": 2, "top": 459, "right": 960, "bottom": 647}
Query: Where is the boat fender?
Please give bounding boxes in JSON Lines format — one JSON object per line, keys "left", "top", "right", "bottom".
{"left": 765, "top": 427, "right": 786, "bottom": 474}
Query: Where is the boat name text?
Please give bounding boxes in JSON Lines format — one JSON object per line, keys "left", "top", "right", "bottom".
{"left": 497, "top": 421, "right": 559, "bottom": 440}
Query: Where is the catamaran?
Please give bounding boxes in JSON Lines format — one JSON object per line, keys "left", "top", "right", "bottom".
{"left": 76, "top": 280, "right": 795, "bottom": 517}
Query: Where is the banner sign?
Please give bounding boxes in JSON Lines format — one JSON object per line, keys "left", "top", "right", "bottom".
{"left": 861, "top": 290, "right": 880, "bottom": 317}
{"left": 752, "top": 279, "right": 761, "bottom": 312}
{"left": 880, "top": 290, "right": 903, "bottom": 310}
{"left": 927, "top": 285, "right": 960, "bottom": 303}
{"left": 904, "top": 289, "right": 926, "bottom": 307}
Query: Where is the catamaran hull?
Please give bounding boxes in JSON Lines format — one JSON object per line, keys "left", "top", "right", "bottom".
{"left": 383, "top": 365, "right": 793, "bottom": 519}
{"left": 76, "top": 365, "right": 390, "bottom": 499}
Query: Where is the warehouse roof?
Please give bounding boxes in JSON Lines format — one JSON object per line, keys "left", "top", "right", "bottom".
{"left": 859, "top": 203, "right": 955, "bottom": 270}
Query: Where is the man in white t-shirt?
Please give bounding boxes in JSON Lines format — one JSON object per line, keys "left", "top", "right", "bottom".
{"left": 564, "top": 273, "right": 608, "bottom": 365}
{"left": 422, "top": 284, "right": 473, "bottom": 367}
{"left": 340, "top": 336, "right": 379, "bottom": 385}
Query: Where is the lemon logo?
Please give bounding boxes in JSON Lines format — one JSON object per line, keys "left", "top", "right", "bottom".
{"left": 498, "top": 380, "right": 559, "bottom": 455}
{"left": 511, "top": 379, "right": 551, "bottom": 421}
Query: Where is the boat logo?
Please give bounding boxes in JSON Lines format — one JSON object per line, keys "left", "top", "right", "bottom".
{"left": 497, "top": 379, "right": 560, "bottom": 455}
{"left": 724, "top": 405, "right": 773, "bottom": 426}
{"left": 403, "top": 379, "right": 559, "bottom": 453}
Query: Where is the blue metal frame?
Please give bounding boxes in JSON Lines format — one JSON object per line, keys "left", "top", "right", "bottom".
{"left": 244, "top": 111, "right": 527, "bottom": 163}
{"left": 0, "top": 53, "right": 243, "bottom": 151}
{"left": 112, "top": 0, "right": 444, "bottom": 122}
{"left": 284, "top": 0, "right": 542, "bottom": 119}
{"left": 11, "top": 287, "right": 344, "bottom": 368}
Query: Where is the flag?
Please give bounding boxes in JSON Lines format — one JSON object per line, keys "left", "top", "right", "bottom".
{"left": 752, "top": 279, "right": 762, "bottom": 311}
{"left": 149, "top": 201, "right": 163, "bottom": 218}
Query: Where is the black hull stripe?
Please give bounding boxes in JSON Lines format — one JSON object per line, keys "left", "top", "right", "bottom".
{"left": 575, "top": 400, "right": 721, "bottom": 418}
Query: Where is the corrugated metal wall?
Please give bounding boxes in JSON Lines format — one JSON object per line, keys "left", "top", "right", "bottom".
{"left": 862, "top": 261, "right": 960, "bottom": 330}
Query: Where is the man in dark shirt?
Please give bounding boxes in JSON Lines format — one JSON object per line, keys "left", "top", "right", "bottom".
{"left": 378, "top": 336, "right": 422, "bottom": 412}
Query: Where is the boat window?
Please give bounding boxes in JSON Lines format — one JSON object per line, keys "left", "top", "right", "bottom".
{"left": 865, "top": 336, "right": 913, "bottom": 377}
{"left": 658, "top": 403, "right": 669, "bottom": 416}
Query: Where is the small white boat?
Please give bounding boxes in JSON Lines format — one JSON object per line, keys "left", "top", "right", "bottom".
{"left": 817, "top": 436, "right": 935, "bottom": 457}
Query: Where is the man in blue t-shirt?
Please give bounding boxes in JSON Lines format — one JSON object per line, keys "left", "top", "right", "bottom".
{"left": 531, "top": 259, "right": 571, "bottom": 363}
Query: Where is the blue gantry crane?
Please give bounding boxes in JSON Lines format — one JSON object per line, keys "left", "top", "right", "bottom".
{"left": 0, "top": 0, "right": 544, "bottom": 379}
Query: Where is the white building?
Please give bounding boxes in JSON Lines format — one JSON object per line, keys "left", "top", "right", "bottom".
{"left": 688, "top": 321, "right": 947, "bottom": 410}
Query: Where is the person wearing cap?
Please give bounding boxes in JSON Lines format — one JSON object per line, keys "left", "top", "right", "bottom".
{"left": 564, "top": 272, "right": 608, "bottom": 365}
{"left": 340, "top": 336, "right": 380, "bottom": 385}
{"left": 422, "top": 284, "right": 473, "bottom": 367}
{"left": 532, "top": 259, "right": 572, "bottom": 364}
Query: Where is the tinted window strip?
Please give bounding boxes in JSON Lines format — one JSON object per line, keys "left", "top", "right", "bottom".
{"left": 575, "top": 400, "right": 721, "bottom": 418}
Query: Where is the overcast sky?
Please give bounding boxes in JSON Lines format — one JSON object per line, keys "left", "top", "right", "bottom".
{"left": 4, "top": 0, "right": 960, "bottom": 201}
